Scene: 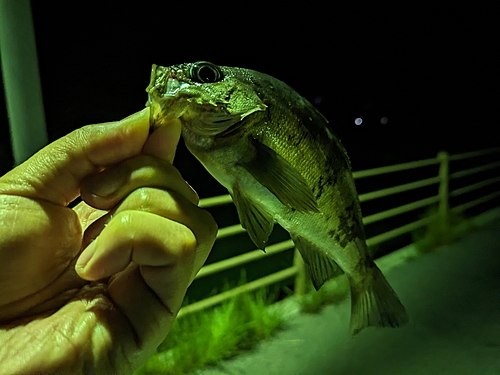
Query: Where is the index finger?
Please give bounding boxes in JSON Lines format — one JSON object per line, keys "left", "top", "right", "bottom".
{"left": 0, "top": 108, "right": 151, "bottom": 206}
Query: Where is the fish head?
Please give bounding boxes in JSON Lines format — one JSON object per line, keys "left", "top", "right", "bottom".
{"left": 146, "top": 61, "right": 267, "bottom": 153}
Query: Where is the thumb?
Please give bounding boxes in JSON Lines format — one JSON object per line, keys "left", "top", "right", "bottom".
{"left": 0, "top": 108, "right": 151, "bottom": 206}
{"left": 141, "top": 118, "right": 182, "bottom": 164}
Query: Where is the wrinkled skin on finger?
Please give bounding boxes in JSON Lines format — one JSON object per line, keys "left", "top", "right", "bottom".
{"left": 0, "top": 109, "right": 217, "bottom": 374}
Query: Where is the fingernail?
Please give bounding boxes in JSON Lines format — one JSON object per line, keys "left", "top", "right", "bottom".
{"left": 89, "top": 167, "right": 128, "bottom": 197}
{"left": 76, "top": 240, "right": 98, "bottom": 271}
{"left": 104, "top": 213, "right": 113, "bottom": 227}
{"left": 185, "top": 181, "right": 199, "bottom": 205}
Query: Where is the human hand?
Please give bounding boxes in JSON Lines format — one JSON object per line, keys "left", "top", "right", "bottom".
{"left": 0, "top": 108, "right": 217, "bottom": 374}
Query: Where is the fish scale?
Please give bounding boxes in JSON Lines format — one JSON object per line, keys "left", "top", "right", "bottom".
{"left": 146, "top": 61, "right": 408, "bottom": 335}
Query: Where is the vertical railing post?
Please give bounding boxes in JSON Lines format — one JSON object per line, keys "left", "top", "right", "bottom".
{"left": 0, "top": 0, "right": 48, "bottom": 165}
{"left": 437, "top": 151, "right": 450, "bottom": 225}
{"left": 293, "top": 248, "right": 307, "bottom": 296}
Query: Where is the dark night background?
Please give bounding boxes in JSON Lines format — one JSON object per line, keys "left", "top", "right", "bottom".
{"left": 1, "top": 5, "right": 500, "bottom": 371}
{"left": 1, "top": 0, "right": 500, "bottom": 341}
{"left": 1, "top": 2, "right": 497, "bottom": 193}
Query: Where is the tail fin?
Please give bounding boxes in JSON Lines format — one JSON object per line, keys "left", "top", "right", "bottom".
{"left": 349, "top": 267, "right": 409, "bottom": 335}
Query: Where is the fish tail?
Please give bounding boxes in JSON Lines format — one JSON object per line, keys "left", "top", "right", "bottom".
{"left": 348, "top": 266, "right": 408, "bottom": 335}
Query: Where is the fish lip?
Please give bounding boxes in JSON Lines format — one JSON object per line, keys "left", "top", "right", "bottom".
{"left": 146, "top": 66, "right": 190, "bottom": 100}
{"left": 146, "top": 67, "right": 191, "bottom": 131}
{"left": 145, "top": 64, "right": 158, "bottom": 94}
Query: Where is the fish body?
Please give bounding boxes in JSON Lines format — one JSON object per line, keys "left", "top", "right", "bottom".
{"left": 146, "top": 61, "right": 408, "bottom": 335}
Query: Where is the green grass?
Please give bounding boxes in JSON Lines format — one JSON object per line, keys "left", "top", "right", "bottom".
{"left": 133, "top": 287, "right": 284, "bottom": 375}
{"left": 298, "top": 275, "right": 350, "bottom": 314}
{"left": 412, "top": 206, "right": 477, "bottom": 254}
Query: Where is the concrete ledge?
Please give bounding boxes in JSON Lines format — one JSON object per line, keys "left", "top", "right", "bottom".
{"left": 197, "top": 207, "right": 500, "bottom": 375}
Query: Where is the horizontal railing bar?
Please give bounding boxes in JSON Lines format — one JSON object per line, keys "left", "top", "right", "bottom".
{"left": 196, "top": 240, "right": 295, "bottom": 279}
{"left": 198, "top": 149, "right": 498, "bottom": 209}
{"left": 178, "top": 267, "right": 298, "bottom": 318}
{"left": 450, "top": 161, "right": 500, "bottom": 179}
{"left": 450, "top": 191, "right": 500, "bottom": 214}
{"left": 366, "top": 217, "right": 433, "bottom": 247}
{"left": 449, "top": 147, "right": 500, "bottom": 161}
{"left": 363, "top": 196, "right": 440, "bottom": 225}
{"left": 216, "top": 224, "right": 246, "bottom": 239}
{"left": 179, "top": 147, "right": 500, "bottom": 320}
{"left": 199, "top": 194, "right": 232, "bottom": 208}
{"left": 353, "top": 158, "right": 438, "bottom": 179}
{"left": 450, "top": 176, "right": 500, "bottom": 197}
{"left": 359, "top": 177, "right": 441, "bottom": 202}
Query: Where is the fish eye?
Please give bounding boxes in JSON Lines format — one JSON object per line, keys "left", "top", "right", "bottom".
{"left": 190, "top": 61, "right": 223, "bottom": 83}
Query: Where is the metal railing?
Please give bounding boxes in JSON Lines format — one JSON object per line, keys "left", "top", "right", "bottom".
{"left": 177, "top": 147, "right": 500, "bottom": 318}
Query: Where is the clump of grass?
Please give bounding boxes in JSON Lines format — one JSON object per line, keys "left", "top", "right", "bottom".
{"left": 133, "top": 287, "right": 284, "bottom": 375}
{"left": 299, "top": 275, "right": 350, "bottom": 314}
{"left": 412, "top": 206, "right": 476, "bottom": 254}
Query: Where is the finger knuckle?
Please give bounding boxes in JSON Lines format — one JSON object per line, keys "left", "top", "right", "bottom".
{"left": 107, "top": 210, "right": 137, "bottom": 244}
{"left": 115, "top": 210, "right": 135, "bottom": 229}
{"left": 73, "top": 125, "right": 93, "bottom": 145}
{"left": 128, "top": 155, "right": 160, "bottom": 177}
{"left": 196, "top": 208, "right": 218, "bottom": 243}
{"left": 205, "top": 211, "right": 219, "bottom": 239}
{"left": 178, "top": 226, "right": 198, "bottom": 258}
{"left": 132, "top": 187, "right": 156, "bottom": 210}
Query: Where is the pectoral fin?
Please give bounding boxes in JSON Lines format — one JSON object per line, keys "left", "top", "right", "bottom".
{"left": 232, "top": 184, "right": 275, "bottom": 250}
{"left": 292, "top": 235, "right": 344, "bottom": 290}
{"left": 240, "top": 138, "right": 319, "bottom": 212}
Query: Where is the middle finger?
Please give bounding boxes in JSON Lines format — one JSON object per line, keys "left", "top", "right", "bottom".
{"left": 80, "top": 154, "right": 199, "bottom": 210}
{"left": 83, "top": 186, "right": 217, "bottom": 279}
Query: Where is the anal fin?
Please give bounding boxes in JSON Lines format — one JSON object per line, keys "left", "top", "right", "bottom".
{"left": 292, "top": 235, "right": 344, "bottom": 290}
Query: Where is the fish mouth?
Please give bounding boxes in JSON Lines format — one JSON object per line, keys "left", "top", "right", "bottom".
{"left": 165, "top": 77, "right": 182, "bottom": 96}
{"left": 146, "top": 64, "right": 191, "bottom": 131}
{"left": 146, "top": 64, "right": 189, "bottom": 100}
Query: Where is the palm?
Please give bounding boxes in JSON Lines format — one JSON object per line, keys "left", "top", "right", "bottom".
{"left": 0, "top": 193, "right": 113, "bottom": 317}
{"left": 0, "top": 193, "right": 144, "bottom": 373}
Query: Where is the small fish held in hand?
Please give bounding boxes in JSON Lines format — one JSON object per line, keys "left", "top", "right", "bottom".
{"left": 145, "top": 61, "right": 408, "bottom": 335}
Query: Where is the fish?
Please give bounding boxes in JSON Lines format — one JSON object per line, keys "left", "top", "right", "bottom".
{"left": 145, "top": 61, "right": 408, "bottom": 335}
